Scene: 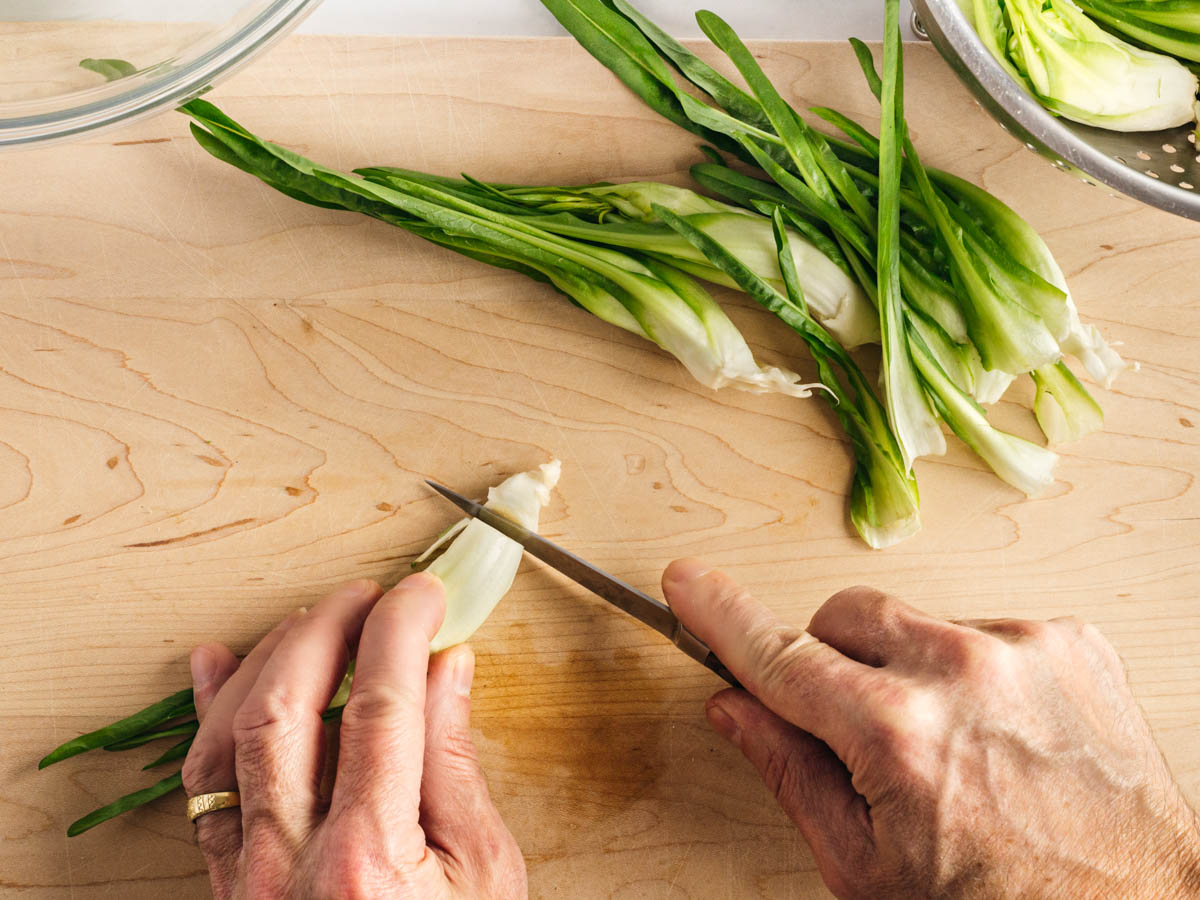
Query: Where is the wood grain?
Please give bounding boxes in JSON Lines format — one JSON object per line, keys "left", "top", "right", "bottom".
{"left": 2, "top": 32, "right": 1199, "bottom": 900}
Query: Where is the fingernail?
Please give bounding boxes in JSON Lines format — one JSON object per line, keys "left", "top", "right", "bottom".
{"left": 333, "top": 579, "right": 378, "bottom": 600}
{"left": 398, "top": 571, "right": 443, "bottom": 593}
{"left": 706, "top": 701, "right": 741, "bottom": 748}
{"left": 664, "top": 557, "right": 712, "bottom": 586}
{"left": 452, "top": 647, "right": 475, "bottom": 697}
{"left": 190, "top": 647, "right": 216, "bottom": 692}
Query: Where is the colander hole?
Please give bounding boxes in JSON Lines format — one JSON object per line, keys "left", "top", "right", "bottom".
{"left": 1182, "top": 183, "right": 1195, "bottom": 191}
{"left": 1137, "top": 151, "right": 1152, "bottom": 161}
{"left": 1190, "top": 133, "right": 1197, "bottom": 144}
{"left": 1163, "top": 143, "right": 1177, "bottom": 153}
{"left": 1171, "top": 164, "right": 1186, "bottom": 173}
{"left": 1147, "top": 170, "right": 1160, "bottom": 178}
{"left": 1114, "top": 155, "right": 1127, "bottom": 164}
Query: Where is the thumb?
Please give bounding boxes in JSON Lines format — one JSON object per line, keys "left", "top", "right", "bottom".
{"left": 420, "top": 646, "right": 525, "bottom": 895}
{"left": 707, "top": 689, "right": 874, "bottom": 892}
{"left": 663, "top": 558, "right": 872, "bottom": 760}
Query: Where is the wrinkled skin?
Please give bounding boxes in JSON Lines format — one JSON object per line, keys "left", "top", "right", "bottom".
{"left": 184, "top": 561, "right": 1200, "bottom": 899}
{"left": 662, "top": 559, "right": 1200, "bottom": 899}
{"left": 182, "top": 575, "right": 525, "bottom": 900}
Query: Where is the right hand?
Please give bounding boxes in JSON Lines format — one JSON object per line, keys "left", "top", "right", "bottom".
{"left": 663, "top": 558, "right": 1200, "bottom": 899}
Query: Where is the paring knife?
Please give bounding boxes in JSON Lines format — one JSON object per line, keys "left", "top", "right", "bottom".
{"left": 426, "top": 480, "right": 740, "bottom": 689}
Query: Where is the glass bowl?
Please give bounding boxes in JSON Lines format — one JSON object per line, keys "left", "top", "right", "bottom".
{"left": 0, "top": 0, "right": 321, "bottom": 148}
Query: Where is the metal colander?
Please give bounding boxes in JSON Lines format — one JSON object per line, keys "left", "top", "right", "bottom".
{"left": 911, "top": 0, "right": 1200, "bottom": 221}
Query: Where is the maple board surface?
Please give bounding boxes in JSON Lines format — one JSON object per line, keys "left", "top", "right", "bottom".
{"left": 1, "top": 31, "right": 1198, "bottom": 900}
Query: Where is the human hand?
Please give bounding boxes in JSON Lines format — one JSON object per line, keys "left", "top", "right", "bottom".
{"left": 663, "top": 559, "right": 1200, "bottom": 899}
{"left": 181, "top": 574, "right": 526, "bottom": 899}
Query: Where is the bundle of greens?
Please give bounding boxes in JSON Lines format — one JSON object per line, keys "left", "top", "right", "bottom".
{"left": 536, "top": 0, "right": 1120, "bottom": 477}
{"left": 967, "top": 0, "right": 1199, "bottom": 131}
{"left": 165, "top": 0, "right": 1120, "bottom": 547}
{"left": 1076, "top": 0, "right": 1200, "bottom": 63}
{"left": 41, "top": 461, "right": 560, "bottom": 835}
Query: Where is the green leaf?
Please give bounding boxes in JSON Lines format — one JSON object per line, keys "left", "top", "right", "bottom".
{"left": 40, "top": 688, "right": 194, "bottom": 769}
{"left": 79, "top": 58, "right": 137, "bottom": 82}
{"left": 67, "top": 772, "right": 183, "bottom": 837}
{"left": 877, "top": 0, "right": 947, "bottom": 468}
{"left": 103, "top": 719, "right": 198, "bottom": 752}
{"left": 610, "top": 0, "right": 771, "bottom": 128}
{"left": 142, "top": 736, "right": 194, "bottom": 771}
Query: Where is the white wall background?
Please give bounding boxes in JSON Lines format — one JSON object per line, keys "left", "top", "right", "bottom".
{"left": 0, "top": 0, "right": 918, "bottom": 40}
{"left": 300, "top": 0, "right": 919, "bottom": 40}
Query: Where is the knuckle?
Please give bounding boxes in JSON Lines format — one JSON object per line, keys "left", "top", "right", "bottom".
{"left": 340, "top": 683, "right": 420, "bottom": 732}
{"left": 182, "top": 741, "right": 231, "bottom": 795}
{"left": 935, "top": 626, "right": 1008, "bottom": 679}
{"left": 1006, "top": 618, "right": 1050, "bottom": 642}
{"left": 231, "top": 691, "right": 304, "bottom": 749}
{"left": 819, "top": 585, "right": 893, "bottom": 623}
{"left": 759, "top": 741, "right": 803, "bottom": 803}
{"left": 860, "top": 680, "right": 933, "bottom": 771}
{"left": 1050, "top": 614, "right": 1086, "bottom": 631}
{"left": 475, "top": 825, "right": 528, "bottom": 897}
{"left": 755, "top": 626, "right": 826, "bottom": 693}
{"left": 193, "top": 816, "right": 243, "bottom": 867}
{"left": 436, "top": 724, "right": 481, "bottom": 773}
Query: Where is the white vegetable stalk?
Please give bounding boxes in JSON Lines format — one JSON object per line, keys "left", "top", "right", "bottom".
{"left": 503, "top": 181, "right": 880, "bottom": 349}
{"left": 1032, "top": 362, "right": 1105, "bottom": 444}
{"left": 420, "top": 460, "right": 561, "bottom": 653}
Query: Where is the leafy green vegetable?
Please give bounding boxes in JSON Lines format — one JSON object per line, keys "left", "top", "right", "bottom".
{"left": 877, "top": 0, "right": 948, "bottom": 471}
{"left": 67, "top": 772, "right": 183, "bottom": 837}
{"left": 653, "top": 202, "right": 921, "bottom": 547}
{"left": 1032, "top": 361, "right": 1106, "bottom": 443}
{"left": 543, "top": 0, "right": 1117, "bottom": 495}
{"left": 1077, "top": 0, "right": 1200, "bottom": 62}
{"left": 102, "top": 720, "right": 199, "bottom": 752}
{"left": 39, "top": 688, "right": 194, "bottom": 769}
{"left": 142, "top": 736, "right": 194, "bottom": 771}
{"left": 79, "top": 58, "right": 137, "bottom": 82}
{"left": 971, "top": 0, "right": 1198, "bottom": 131}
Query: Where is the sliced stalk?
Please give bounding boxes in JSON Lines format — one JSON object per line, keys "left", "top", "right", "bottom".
{"left": 1032, "top": 362, "right": 1105, "bottom": 444}
{"left": 427, "top": 461, "right": 562, "bottom": 652}
{"left": 911, "top": 335, "right": 1058, "bottom": 496}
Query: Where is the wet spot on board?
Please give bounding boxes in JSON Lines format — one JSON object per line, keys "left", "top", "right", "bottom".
{"left": 285, "top": 486, "right": 303, "bottom": 496}
{"left": 377, "top": 502, "right": 394, "bottom": 512}
{"left": 106, "top": 456, "right": 119, "bottom": 469}
{"left": 1181, "top": 418, "right": 1194, "bottom": 428}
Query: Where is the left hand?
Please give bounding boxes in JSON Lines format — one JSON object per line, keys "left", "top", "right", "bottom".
{"left": 180, "top": 574, "right": 527, "bottom": 899}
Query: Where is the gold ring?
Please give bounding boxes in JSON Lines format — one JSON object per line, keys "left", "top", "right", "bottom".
{"left": 187, "top": 791, "right": 241, "bottom": 822}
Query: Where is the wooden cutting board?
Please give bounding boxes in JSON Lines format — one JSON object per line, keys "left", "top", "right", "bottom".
{"left": 2, "top": 32, "right": 1199, "bottom": 900}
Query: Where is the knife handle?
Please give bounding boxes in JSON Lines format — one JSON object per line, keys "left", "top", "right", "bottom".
{"left": 674, "top": 624, "right": 742, "bottom": 690}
